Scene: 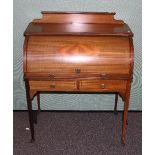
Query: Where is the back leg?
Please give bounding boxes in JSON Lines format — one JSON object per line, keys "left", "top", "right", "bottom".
{"left": 37, "top": 93, "right": 41, "bottom": 112}
{"left": 114, "top": 93, "right": 118, "bottom": 114}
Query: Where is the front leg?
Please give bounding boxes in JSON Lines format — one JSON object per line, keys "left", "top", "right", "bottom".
{"left": 121, "top": 81, "right": 131, "bottom": 144}
{"left": 33, "top": 93, "right": 41, "bottom": 124}
{"left": 25, "top": 80, "right": 35, "bottom": 142}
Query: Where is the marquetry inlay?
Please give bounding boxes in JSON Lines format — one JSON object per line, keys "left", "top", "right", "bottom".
{"left": 59, "top": 43, "right": 99, "bottom": 56}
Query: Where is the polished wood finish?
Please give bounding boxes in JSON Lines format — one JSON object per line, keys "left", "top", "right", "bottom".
{"left": 33, "top": 11, "right": 124, "bottom": 24}
{"left": 30, "top": 80, "right": 77, "bottom": 91}
{"left": 23, "top": 12, "right": 134, "bottom": 144}
{"left": 79, "top": 80, "right": 127, "bottom": 92}
{"left": 24, "top": 12, "right": 133, "bottom": 37}
{"left": 122, "top": 80, "right": 131, "bottom": 144}
{"left": 26, "top": 36, "right": 131, "bottom": 75}
{"left": 24, "top": 23, "right": 132, "bottom": 37}
{"left": 25, "top": 80, "right": 34, "bottom": 142}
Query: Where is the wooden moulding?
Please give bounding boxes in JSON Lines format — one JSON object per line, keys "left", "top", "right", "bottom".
{"left": 32, "top": 11, "right": 124, "bottom": 24}
{"left": 129, "top": 37, "right": 134, "bottom": 80}
{"left": 24, "top": 12, "right": 133, "bottom": 37}
{"left": 23, "top": 37, "right": 29, "bottom": 73}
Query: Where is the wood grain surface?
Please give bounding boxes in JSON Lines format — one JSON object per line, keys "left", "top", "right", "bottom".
{"left": 33, "top": 11, "right": 123, "bottom": 24}
{"left": 25, "top": 36, "right": 131, "bottom": 75}
{"left": 24, "top": 12, "right": 133, "bottom": 37}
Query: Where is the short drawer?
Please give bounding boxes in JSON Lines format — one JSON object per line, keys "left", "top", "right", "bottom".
{"left": 79, "top": 80, "right": 127, "bottom": 92}
{"left": 29, "top": 80, "right": 77, "bottom": 91}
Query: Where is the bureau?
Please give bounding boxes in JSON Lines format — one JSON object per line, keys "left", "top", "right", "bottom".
{"left": 23, "top": 11, "right": 134, "bottom": 144}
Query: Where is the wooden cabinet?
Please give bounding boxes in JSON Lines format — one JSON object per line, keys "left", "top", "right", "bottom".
{"left": 23, "top": 11, "right": 134, "bottom": 144}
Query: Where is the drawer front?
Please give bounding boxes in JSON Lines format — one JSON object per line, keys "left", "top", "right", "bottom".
{"left": 79, "top": 80, "right": 127, "bottom": 92}
{"left": 29, "top": 80, "right": 127, "bottom": 92}
{"left": 29, "top": 80, "right": 77, "bottom": 91}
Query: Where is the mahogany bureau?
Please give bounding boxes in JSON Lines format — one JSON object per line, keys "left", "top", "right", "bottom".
{"left": 23, "top": 11, "right": 134, "bottom": 144}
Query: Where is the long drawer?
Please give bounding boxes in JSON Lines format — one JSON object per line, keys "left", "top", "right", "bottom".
{"left": 29, "top": 79, "right": 127, "bottom": 92}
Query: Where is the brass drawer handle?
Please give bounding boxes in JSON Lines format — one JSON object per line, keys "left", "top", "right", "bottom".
{"left": 48, "top": 74, "right": 55, "bottom": 79}
{"left": 50, "top": 84, "right": 56, "bottom": 88}
{"left": 75, "top": 68, "right": 81, "bottom": 74}
{"left": 101, "top": 84, "right": 105, "bottom": 89}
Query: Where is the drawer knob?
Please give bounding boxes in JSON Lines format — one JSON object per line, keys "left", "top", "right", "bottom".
{"left": 101, "top": 74, "right": 106, "bottom": 77}
{"left": 75, "top": 68, "right": 81, "bottom": 74}
{"left": 101, "top": 84, "right": 105, "bottom": 89}
{"left": 50, "top": 84, "right": 56, "bottom": 88}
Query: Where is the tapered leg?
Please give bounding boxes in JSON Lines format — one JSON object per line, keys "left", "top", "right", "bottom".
{"left": 37, "top": 93, "right": 41, "bottom": 112}
{"left": 33, "top": 93, "right": 41, "bottom": 124}
{"left": 122, "top": 113, "right": 128, "bottom": 125}
{"left": 121, "top": 81, "right": 131, "bottom": 144}
{"left": 114, "top": 93, "right": 118, "bottom": 114}
{"left": 25, "top": 80, "right": 35, "bottom": 142}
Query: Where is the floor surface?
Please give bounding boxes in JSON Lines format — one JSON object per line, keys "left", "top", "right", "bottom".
{"left": 13, "top": 111, "right": 142, "bottom": 155}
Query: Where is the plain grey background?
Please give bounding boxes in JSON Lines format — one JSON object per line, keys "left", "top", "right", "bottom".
{"left": 13, "top": 0, "right": 141, "bottom": 110}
